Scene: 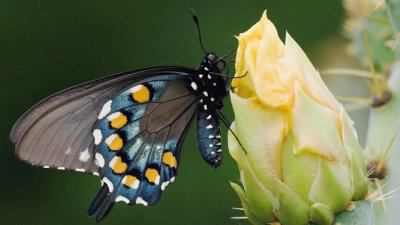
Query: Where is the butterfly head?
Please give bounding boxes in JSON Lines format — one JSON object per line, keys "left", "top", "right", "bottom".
{"left": 205, "top": 52, "right": 218, "bottom": 64}
{"left": 200, "top": 52, "right": 225, "bottom": 72}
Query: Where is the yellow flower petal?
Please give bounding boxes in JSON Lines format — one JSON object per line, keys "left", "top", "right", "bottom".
{"left": 291, "top": 83, "right": 347, "bottom": 162}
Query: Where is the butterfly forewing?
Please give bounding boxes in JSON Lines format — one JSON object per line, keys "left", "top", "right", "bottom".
{"left": 10, "top": 67, "right": 199, "bottom": 175}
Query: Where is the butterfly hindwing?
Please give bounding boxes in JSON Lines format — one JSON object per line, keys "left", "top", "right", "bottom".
{"left": 87, "top": 79, "right": 199, "bottom": 221}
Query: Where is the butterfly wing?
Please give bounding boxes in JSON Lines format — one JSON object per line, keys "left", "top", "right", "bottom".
{"left": 88, "top": 79, "right": 199, "bottom": 221}
{"left": 10, "top": 66, "right": 198, "bottom": 175}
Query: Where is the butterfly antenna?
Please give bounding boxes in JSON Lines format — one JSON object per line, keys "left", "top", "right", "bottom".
{"left": 216, "top": 48, "right": 237, "bottom": 63}
{"left": 217, "top": 111, "right": 247, "bottom": 154}
{"left": 190, "top": 9, "right": 207, "bottom": 54}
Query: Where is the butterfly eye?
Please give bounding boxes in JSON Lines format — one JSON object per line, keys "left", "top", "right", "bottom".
{"left": 207, "top": 54, "right": 217, "bottom": 62}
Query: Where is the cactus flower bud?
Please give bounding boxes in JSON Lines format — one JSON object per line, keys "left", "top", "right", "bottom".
{"left": 229, "top": 12, "right": 369, "bottom": 225}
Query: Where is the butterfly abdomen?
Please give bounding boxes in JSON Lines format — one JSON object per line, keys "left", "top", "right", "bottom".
{"left": 196, "top": 110, "right": 222, "bottom": 168}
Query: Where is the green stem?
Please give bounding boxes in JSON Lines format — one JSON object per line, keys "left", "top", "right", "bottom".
{"left": 333, "top": 200, "right": 375, "bottom": 225}
{"left": 387, "top": 0, "right": 400, "bottom": 56}
{"left": 365, "top": 62, "right": 400, "bottom": 225}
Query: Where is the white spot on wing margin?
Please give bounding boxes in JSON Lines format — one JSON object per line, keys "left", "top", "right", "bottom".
{"left": 65, "top": 147, "right": 71, "bottom": 155}
{"left": 116, "top": 196, "right": 130, "bottom": 204}
{"left": 98, "top": 100, "right": 112, "bottom": 119}
{"left": 161, "top": 181, "right": 170, "bottom": 191}
{"left": 103, "top": 177, "right": 114, "bottom": 192}
{"left": 191, "top": 82, "right": 198, "bottom": 90}
{"left": 135, "top": 197, "right": 148, "bottom": 206}
{"left": 95, "top": 153, "right": 105, "bottom": 168}
{"left": 93, "top": 129, "right": 103, "bottom": 145}
{"left": 79, "top": 148, "right": 91, "bottom": 162}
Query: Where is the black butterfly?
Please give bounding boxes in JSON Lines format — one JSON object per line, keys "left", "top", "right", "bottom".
{"left": 10, "top": 10, "right": 240, "bottom": 222}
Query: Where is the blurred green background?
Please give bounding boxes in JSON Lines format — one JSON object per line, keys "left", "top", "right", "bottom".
{"left": 0, "top": 1, "right": 347, "bottom": 225}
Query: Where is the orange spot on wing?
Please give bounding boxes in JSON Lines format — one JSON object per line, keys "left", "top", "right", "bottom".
{"left": 111, "top": 156, "right": 127, "bottom": 174}
{"left": 132, "top": 84, "right": 150, "bottom": 103}
{"left": 162, "top": 151, "right": 177, "bottom": 169}
{"left": 109, "top": 135, "right": 123, "bottom": 151}
{"left": 111, "top": 113, "right": 128, "bottom": 129}
{"left": 145, "top": 168, "right": 160, "bottom": 184}
{"left": 123, "top": 175, "right": 138, "bottom": 188}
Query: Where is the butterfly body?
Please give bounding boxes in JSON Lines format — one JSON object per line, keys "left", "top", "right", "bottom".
{"left": 192, "top": 53, "right": 227, "bottom": 168}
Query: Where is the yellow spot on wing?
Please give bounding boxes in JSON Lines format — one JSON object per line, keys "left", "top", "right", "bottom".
{"left": 162, "top": 151, "right": 177, "bottom": 168}
{"left": 110, "top": 113, "right": 128, "bottom": 129}
{"left": 132, "top": 84, "right": 151, "bottom": 103}
{"left": 123, "top": 175, "right": 138, "bottom": 188}
{"left": 111, "top": 156, "right": 127, "bottom": 174}
{"left": 109, "top": 135, "right": 123, "bottom": 151}
{"left": 145, "top": 168, "right": 160, "bottom": 184}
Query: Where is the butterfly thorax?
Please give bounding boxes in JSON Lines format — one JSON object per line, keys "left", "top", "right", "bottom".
{"left": 190, "top": 52, "right": 228, "bottom": 111}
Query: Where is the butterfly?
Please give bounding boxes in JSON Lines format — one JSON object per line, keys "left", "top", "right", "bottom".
{"left": 9, "top": 10, "right": 241, "bottom": 222}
